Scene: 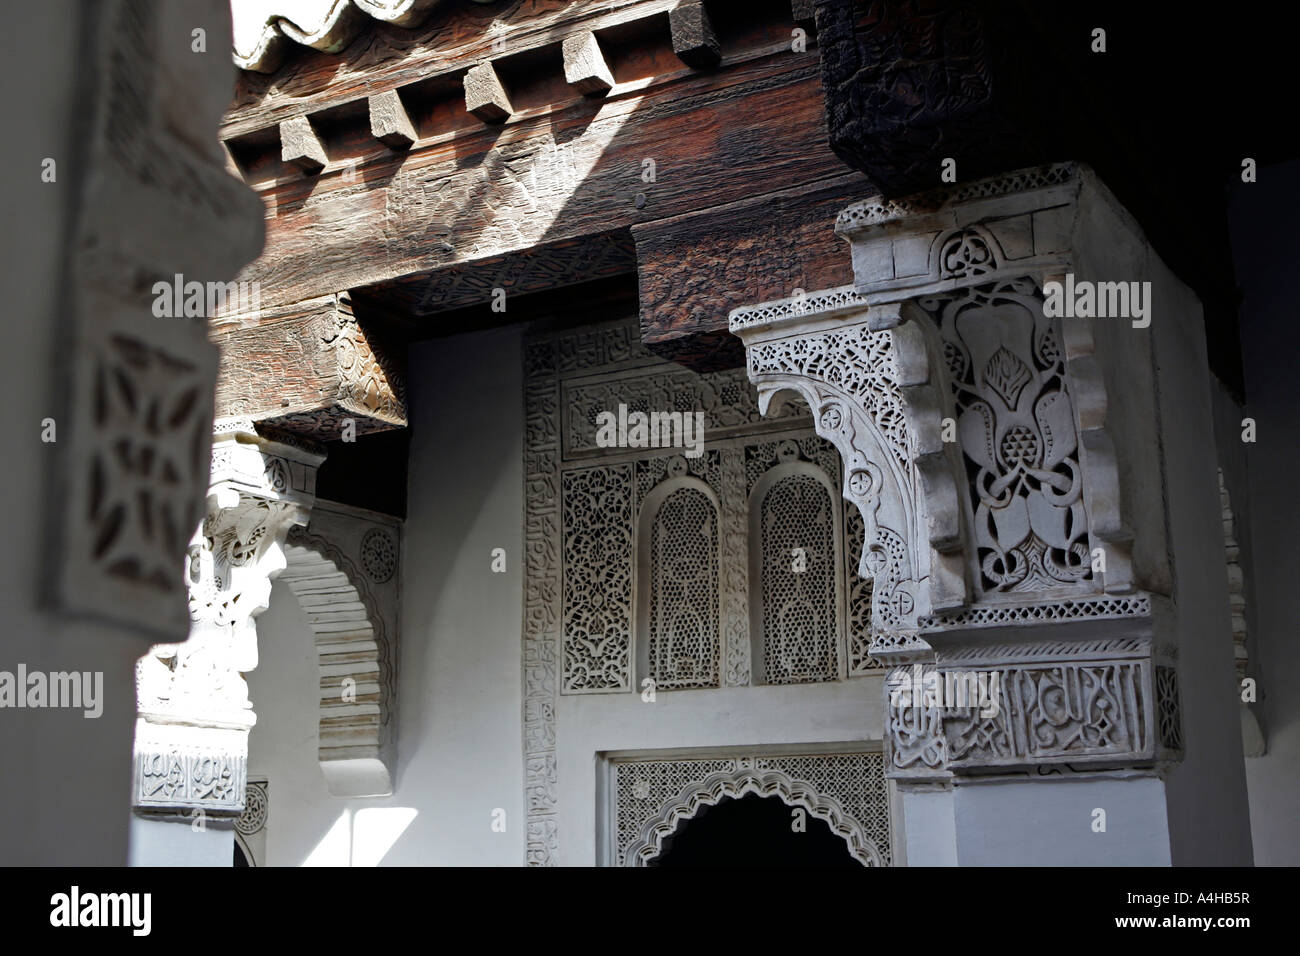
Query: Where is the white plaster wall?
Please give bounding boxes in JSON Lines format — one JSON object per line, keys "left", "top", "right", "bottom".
{"left": 952, "top": 776, "right": 1171, "bottom": 866}
{"left": 1145, "top": 246, "right": 1254, "bottom": 866}
{"left": 248, "top": 324, "right": 526, "bottom": 865}
{"left": 0, "top": 0, "right": 159, "bottom": 866}
{"left": 1075, "top": 171, "right": 1253, "bottom": 865}
{"left": 1230, "top": 159, "right": 1300, "bottom": 866}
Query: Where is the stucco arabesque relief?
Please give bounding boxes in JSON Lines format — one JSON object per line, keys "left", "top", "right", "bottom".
{"left": 729, "top": 164, "right": 1181, "bottom": 782}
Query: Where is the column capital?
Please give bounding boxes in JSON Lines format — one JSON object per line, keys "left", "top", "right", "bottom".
{"left": 134, "top": 422, "right": 325, "bottom": 815}
{"left": 731, "top": 163, "right": 1189, "bottom": 780}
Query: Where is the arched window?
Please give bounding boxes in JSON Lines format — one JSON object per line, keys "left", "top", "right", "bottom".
{"left": 637, "top": 479, "right": 721, "bottom": 689}
{"left": 749, "top": 465, "right": 843, "bottom": 684}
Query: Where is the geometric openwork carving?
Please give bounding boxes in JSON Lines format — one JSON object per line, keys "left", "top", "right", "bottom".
{"left": 640, "top": 481, "right": 721, "bottom": 691}
{"left": 751, "top": 468, "right": 842, "bottom": 684}
{"left": 915, "top": 278, "right": 1093, "bottom": 596}
{"left": 611, "top": 750, "right": 890, "bottom": 867}
{"left": 562, "top": 464, "right": 634, "bottom": 693}
{"left": 280, "top": 503, "right": 400, "bottom": 797}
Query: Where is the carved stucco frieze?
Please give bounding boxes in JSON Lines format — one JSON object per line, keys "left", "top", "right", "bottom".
{"left": 730, "top": 164, "right": 1181, "bottom": 779}
{"left": 134, "top": 421, "right": 323, "bottom": 815}
{"left": 883, "top": 635, "right": 1182, "bottom": 780}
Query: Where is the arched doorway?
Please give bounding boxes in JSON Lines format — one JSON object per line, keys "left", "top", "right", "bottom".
{"left": 615, "top": 755, "right": 889, "bottom": 866}
{"left": 651, "top": 793, "right": 862, "bottom": 867}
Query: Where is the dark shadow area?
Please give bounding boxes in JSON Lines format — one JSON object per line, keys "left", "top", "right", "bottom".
{"left": 651, "top": 794, "right": 862, "bottom": 868}
{"left": 315, "top": 428, "right": 412, "bottom": 518}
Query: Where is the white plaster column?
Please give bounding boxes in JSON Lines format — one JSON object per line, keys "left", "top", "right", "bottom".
{"left": 130, "top": 420, "right": 323, "bottom": 866}
{"left": 729, "top": 163, "right": 1253, "bottom": 865}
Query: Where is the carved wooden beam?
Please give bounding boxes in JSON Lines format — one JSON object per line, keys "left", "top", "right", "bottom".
{"left": 224, "top": 1, "right": 684, "bottom": 140}
{"left": 233, "top": 55, "right": 839, "bottom": 313}
{"left": 213, "top": 293, "right": 406, "bottom": 442}
{"left": 632, "top": 174, "right": 867, "bottom": 371}
{"left": 353, "top": 231, "right": 636, "bottom": 318}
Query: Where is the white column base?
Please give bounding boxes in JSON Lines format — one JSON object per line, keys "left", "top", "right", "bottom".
{"left": 902, "top": 775, "right": 1172, "bottom": 866}
{"left": 128, "top": 815, "right": 237, "bottom": 867}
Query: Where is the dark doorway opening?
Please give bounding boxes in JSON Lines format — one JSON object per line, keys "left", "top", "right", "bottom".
{"left": 650, "top": 793, "right": 862, "bottom": 867}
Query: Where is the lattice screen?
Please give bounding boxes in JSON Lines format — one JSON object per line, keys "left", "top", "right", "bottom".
{"left": 648, "top": 487, "right": 720, "bottom": 689}
{"left": 549, "top": 360, "right": 882, "bottom": 692}
{"left": 759, "top": 474, "right": 840, "bottom": 684}
{"left": 561, "top": 465, "right": 633, "bottom": 692}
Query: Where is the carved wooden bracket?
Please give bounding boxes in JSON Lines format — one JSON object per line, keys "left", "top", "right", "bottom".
{"left": 214, "top": 292, "right": 407, "bottom": 442}
{"left": 632, "top": 175, "right": 866, "bottom": 372}
{"left": 810, "top": 0, "right": 1060, "bottom": 198}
